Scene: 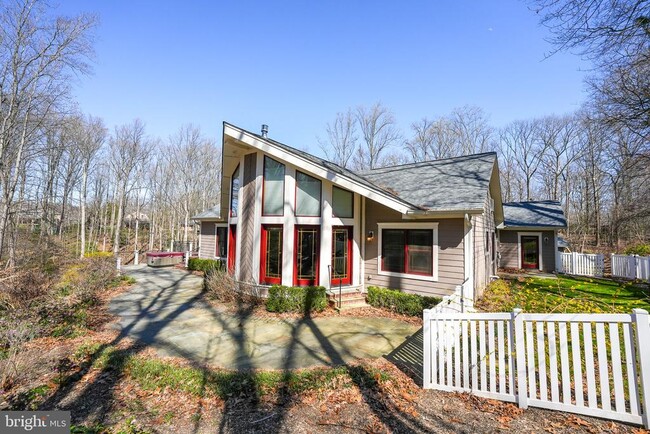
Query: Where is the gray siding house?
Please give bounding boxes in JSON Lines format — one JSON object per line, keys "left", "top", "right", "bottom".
{"left": 193, "top": 123, "right": 566, "bottom": 303}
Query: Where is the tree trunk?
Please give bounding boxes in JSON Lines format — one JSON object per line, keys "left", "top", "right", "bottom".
{"left": 80, "top": 164, "right": 88, "bottom": 258}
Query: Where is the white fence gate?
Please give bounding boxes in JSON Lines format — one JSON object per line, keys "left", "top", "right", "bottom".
{"left": 423, "top": 308, "right": 650, "bottom": 427}
{"left": 557, "top": 252, "right": 604, "bottom": 277}
{"left": 612, "top": 254, "right": 650, "bottom": 281}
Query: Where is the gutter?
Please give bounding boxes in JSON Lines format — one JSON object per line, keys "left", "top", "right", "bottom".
{"left": 404, "top": 208, "right": 484, "bottom": 218}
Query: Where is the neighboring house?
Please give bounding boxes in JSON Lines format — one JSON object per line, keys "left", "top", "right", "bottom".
{"left": 193, "top": 122, "right": 567, "bottom": 302}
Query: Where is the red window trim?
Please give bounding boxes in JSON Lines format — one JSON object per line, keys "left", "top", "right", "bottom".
{"left": 262, "top": 156, "right": 285, "bottom": 217}
{"left": 294, "top": 225, "right": 320, "bottom": 286}
{"left": 227, "top": 225, "right": 237, "bottom": 273}
{"left": 380, "top": 229, "right": 433, "bottom": 277}
{"left": 332, "top": 186, "right": 354, "bottom": 218}
{"left": 260, "top": 225, "right": 283, "bottom": 285}
{"left": 331, "top": 226, "right": 352, "bottom": 286}
{"left": 294, "top": 170, "right": 322, "bottom": 217}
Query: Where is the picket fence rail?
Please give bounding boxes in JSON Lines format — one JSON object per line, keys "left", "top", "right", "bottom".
{"left": 423, "top": 308, "right": 650, "bottom": 427}
{"left": 557, "top": 252, "right": 604, "bottom": 277}
{"left": 611, "top": 254, "right": 650, "bottom": 281}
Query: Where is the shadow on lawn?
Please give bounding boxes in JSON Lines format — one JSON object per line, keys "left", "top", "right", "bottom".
{"left": 34, "top": 267, "right": 452, "bottom": 432}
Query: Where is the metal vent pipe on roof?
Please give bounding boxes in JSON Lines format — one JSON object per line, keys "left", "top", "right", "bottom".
{"left": 261, "top": 124, "right": 269, "bottom": 138}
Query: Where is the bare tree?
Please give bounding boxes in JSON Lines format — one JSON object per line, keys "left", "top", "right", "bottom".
{"left": 449, "top": 105, "right": 495, "bottom": 154}
{"left": 353, "top": 102, "right": 401, "bottom": 170}
{"left": 76, "top": 115, "right": 106, "bottom": 257}
{"left": 0, "top": 0, "right": 96, "bottom": 264}
{"left": 109, "top": 119, "right": 150, "bottom": 255}
{"left": 533, "top": 0, "right": 650, "bottom": 139}
{"left": 499, "top": 119, "right": 548, "bottom": 201}
{"left": 318, "top": 110, "right": 357, "bottom": 168}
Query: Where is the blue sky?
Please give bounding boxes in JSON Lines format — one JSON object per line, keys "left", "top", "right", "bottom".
{"left": 60, "top": 1, "right": 590, "bottom": 154}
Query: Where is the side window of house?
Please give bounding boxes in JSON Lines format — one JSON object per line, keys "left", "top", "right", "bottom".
{"left": 215, "top": 226, "right": 228, "bottom": 257}
{"left": 230, "top": 165, "right": 240, "bottom": 217}
{"left": 295, "top": 171, "right": 321, "bottom": 217}
{"left": 332, "top": 186, "right": 353, "bottom": 218}
{"left": 263, "top": 157, "right": 285, "bottom": 216}
{"left": 381, "top": 228, "right": 434, "bottom": 276}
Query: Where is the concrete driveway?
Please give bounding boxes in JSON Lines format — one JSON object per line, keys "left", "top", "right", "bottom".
{"left": 108, "top": 265, "right": 418, "bottom": 370}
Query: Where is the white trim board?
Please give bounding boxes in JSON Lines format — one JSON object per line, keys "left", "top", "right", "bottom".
{"left": 517, "top": 231, "right": 543, "bottom": 271}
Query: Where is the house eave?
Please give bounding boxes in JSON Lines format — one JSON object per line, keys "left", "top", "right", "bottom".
{"left": 224, "top": 123, "right": 413, "bottom": 214}
{"left": 404, "top": 208, "right": 484, "bottom": 219}
{"left": 498, "top": 224, "right": 566, "bottom": 230}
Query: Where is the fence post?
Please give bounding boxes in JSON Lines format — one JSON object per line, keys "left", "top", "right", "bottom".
{"left": 134, "top": 251, "right": 139, "bottom": 266}
{"left": 633, "top": 309, "right": 650, "bottom": 428}
{"left": 185, "top": 251, "right": 190, "bottom": 268}
{"left": 423, "top": 309, "right": 432, "bottom": 388}
{"left": 513, "top": 308, "right": 528, "bottom": 409}
{"left": 571, "top": 251, "right": 577, "bottom": 275}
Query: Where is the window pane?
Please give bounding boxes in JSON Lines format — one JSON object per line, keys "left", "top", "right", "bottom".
{"left": 382, "top": 229, "right": 405, "bottom": 273}
{"left": 297, "top": 227, "right": 318, "bottom": 281}
{"left": 332, "top": 187, "right": 353, "bottom": 218}
{"left": 296, "top": 172, "right": 321, "bottom": 216}
{"left": 216, "top": 227, "right": 228, "bottom": 257}
{"left": 407, "top": 230, "right": 433, "bottom": 275}
{"left": 263, "top": 157, "right": 285, "bottom": 215}
{"left": 230, "top": 165, "right": 240, "bottom": 217}
{"left": 265, "top": 227, "right": 283, "bottom": 279}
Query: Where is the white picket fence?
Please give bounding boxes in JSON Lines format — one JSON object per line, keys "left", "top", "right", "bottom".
{"left": 423, "top": 308, "right": 650, "bottom": 427}
{"left": 557, "top": 252, "right": 604, "bottom": 277}
{"left": 612, "top": 254, "right": 650, "bottom": 281}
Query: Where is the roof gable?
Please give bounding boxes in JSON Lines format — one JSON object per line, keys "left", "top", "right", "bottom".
{"left": 223, "top": 123, "right": 417, "bottom": 214}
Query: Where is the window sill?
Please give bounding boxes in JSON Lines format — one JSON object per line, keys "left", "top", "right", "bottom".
{"left": 377, "top": 270, "right": 438, "bottom": 282}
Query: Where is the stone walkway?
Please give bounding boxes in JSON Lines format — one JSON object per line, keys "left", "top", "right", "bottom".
{"left": 108, "top": 265, "right": 418, "bottom": 370}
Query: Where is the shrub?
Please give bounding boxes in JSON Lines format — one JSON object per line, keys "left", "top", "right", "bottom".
{"left": 366, "top": 286, "right": 441, "bottom": 316}
{"left": 623, "top": 244, "right": 650, "bottom": 256}
{"left": 266, "top": 285, "right": 327, "bottom": 314}
{"left": 83, "top": 251, "right": 113, "bottom": 259}
{"left": 187, "top": 258, "right": 224, "bottom": 274}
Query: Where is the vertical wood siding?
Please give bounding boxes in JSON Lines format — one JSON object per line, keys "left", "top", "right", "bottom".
{"left": 239, "top": 153, "right": 257, "bottom": 281}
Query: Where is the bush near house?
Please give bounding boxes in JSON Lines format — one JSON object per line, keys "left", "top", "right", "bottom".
{"left": 266, "top": 285, "right": 327, "bottom": 313}
{"left": 187, "top": 258, "right": 224, "bottom": 274}
{"left": 366, "top": 286, "right": 441, "bottom": 317}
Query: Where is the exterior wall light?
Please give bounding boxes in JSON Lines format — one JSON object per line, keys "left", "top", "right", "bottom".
{"left": 367, "top": 230, "right": 374, "bottom": 242}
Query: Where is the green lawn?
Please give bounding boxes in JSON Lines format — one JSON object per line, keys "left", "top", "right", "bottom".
{"left": 478, "top": 275, "right": 650, "bottom": 313}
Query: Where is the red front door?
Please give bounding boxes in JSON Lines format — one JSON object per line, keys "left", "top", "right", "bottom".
{"left": 521, "top": 236, "right": 539, "bottom": 269}
{"left": 294, "top": 226, "right": 320, "bottom": 286}
{"left": 331, "top": 226, "right": 352, "bottom": 286}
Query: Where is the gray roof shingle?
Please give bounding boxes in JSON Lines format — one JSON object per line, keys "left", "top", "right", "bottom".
{"left": 192, "top": 206, "right": 222, "bottom": 221}
{"left": 359, "top": 153, "right": 497, "bottom": 211}
{"left": 502, "top": 201, "right": 566, "bottom": 228}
